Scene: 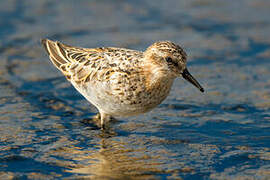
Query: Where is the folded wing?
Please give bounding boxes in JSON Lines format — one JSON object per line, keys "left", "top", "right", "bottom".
{"left": 41, "top": 39, "right": 106, "bottom": 83}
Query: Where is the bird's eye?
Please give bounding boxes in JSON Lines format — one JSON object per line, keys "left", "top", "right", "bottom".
{"left": 166, "top": 57, "right": 173, "bottom": 63}
{"left": 166, "top": 57, "right": 178, "bottom": 66}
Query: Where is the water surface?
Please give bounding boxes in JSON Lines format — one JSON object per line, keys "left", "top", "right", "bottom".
{"left": 0, "top": 0, "right": 269, "bottom": 179}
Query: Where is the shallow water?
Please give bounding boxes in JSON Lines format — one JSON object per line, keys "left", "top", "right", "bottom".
{"left": 0, "top": 0, "right": 270, "bottom": 179}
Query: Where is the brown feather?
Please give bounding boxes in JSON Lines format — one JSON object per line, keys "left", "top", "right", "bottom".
{"left": 41, "top": 39, "right": 70, "bottom": 69}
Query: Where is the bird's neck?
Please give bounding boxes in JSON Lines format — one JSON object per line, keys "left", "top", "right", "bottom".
{"left": 143, "top": 62, "right": 175, "bottom": 93}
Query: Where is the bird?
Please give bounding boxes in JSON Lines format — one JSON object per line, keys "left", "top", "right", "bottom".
{"left": 41, "top": 39, "right": 204, "bottom": 129}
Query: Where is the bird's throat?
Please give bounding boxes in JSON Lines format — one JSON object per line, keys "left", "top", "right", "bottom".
{"left": 144, "top": 64, "right": 174, "bottom": 94}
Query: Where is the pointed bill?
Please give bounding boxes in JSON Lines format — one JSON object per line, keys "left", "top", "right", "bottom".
{"left": 182, "top": 69, "right": 204, "bottom": 92}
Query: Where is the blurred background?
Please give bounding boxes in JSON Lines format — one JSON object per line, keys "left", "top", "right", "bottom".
{"left": 0, "top": 0, "right": 269, "bottom": 179}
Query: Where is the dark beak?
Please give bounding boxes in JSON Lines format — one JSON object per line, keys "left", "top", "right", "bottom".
{"left": 182, "top": 68, "right": 204, "bottom": 93}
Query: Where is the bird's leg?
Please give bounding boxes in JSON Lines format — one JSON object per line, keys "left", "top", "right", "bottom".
{"left": 100, "top": 112, "right": 112, "bottom": 130}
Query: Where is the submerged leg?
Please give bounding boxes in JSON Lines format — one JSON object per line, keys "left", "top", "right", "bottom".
{"left": 100, "top": 112, "right": 112, "bottom": 130}
{"left": 81, "top": 112, "right": 115, "bottom": 130}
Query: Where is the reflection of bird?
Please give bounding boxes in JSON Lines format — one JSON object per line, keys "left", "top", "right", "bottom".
{"left": 65, "top": 139, "right": 163, "bottom": 179}
{"left": 41, "top": 39, "right": 204, "bottom": 129}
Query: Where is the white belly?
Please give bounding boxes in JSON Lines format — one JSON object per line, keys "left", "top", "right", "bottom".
{"left": 71, "top": 79, "right": 174, "bottom": 117}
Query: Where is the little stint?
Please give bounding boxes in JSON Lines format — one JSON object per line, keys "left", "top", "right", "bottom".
{"left": 41, "top": 39, "right": 204, "bottom": 129}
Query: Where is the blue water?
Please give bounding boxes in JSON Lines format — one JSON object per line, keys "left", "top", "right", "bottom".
{"left": 0, "top": 0, "right": 269, "bottom": 179}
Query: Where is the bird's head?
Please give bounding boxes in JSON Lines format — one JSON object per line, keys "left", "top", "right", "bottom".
{"left": 144, "top": 41, "right": 204, "bottom": 92}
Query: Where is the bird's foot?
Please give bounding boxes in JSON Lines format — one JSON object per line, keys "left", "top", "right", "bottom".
{"left": 80, "top": 113, "right": 101, "bottom": 128}
{"left": 82, "top": 113, "right": 117, "bottom": 130}
{"left": 93, "top": 113, "right": 101, "bottom": 120}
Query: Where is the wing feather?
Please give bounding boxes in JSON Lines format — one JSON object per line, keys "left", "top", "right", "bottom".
{"left": 41, "top": 39, "right": 70, "bottom": 68}
{"left": 41, "top": 39, "right": 106, "bottom": 83}
{"left": 41, "top": 39, "right": 142, "bottom": 86}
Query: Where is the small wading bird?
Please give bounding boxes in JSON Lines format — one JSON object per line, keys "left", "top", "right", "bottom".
{"left": 41, "top": 39, "right": 204, "bottom": 129}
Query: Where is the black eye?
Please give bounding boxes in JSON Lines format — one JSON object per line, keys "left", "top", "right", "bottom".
{"left": 166, "top": 57, "right": 173, "bottom": 63}
{"left": 166, "top": 57, "right": 178, "bottom": 66}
